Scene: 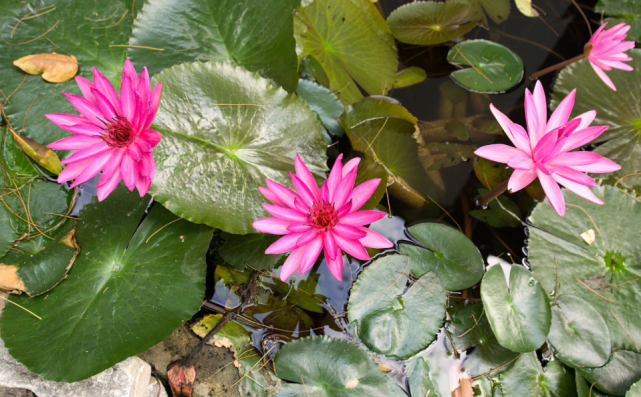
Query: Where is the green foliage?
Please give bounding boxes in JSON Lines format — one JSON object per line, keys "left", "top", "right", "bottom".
{"left": 451, "top": 0, "right": 511, "bottom": 26}
{"left": 218, "top": 232, "right": 284, "bottom": 270}
{"left": 481, "top": 264, "right": 552, "bottom": 352}
{"left": 447, "top": 40, "right": 524, "bottom": 93}
{"left": 296, "top": 79, "right": 345, "bottom": 136}
{"left": 347, "top": 152, "right": 388, "bottom": 211}
{"left": 149, "top": 61, "right": 327, "bottom": 234}
{"left": 1, "top": 184, "right": 213, "bottom": 382}
{"left": 470, "top": 188, "right": 523, "bottom": 228}
{"left": 294, "top": 0, "right": 398, "bottom": 105}
{"left": 406, "top": 354, "right": 450, "bottom": 397}
{"left": 347, "top": 254, "right": 447, "bottom": 358}
{"left": 129, "top": 0, "right": 300, "bottom": 92}
{"left": 500, "top": 353, "right": 577, "bottom": 397}
{"left": 577, "top": 349, "right": 641, "bottom": 396}
{"left": 393, "top": 67, "right": 427, "bottom": 89}
{"left": 596, "top": 0, "right": 641, "bottom": 43}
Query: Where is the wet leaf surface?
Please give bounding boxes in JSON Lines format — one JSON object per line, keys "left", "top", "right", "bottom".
{"left": 393, "top": 67, "right": 427, "bottom": 89}
{"left": 218, "top": 232, "right": 284, "bottom": 271}
{"left": 501, "top": 353, "right": 576, "bottom": 396}
{"left": 577, "top": 349, "right": 641, "bottom": 396}
{"left": 296, "top": 79, "right": 345, "bottom": 136}
{"left": 406, "top": 354, "right": 451, "bottom": 397}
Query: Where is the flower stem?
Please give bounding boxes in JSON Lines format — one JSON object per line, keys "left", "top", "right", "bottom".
{"left": 529, "top": 53, "right": 586, "bottom": 80}
{"left": 478, "top": 178, "right": 510, "bottom": 207}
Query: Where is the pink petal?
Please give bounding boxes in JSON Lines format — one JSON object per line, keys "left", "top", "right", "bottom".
{"left": 327, "top": 154, "right": 343, "bottom": 201}
{"left": 266, "top": 232, "right": 305, "bottom": 255}
{"left": 69, "top": 149, "right": 115, "bottom": 188}
{"left": 571, "top": 158, "right": 621, "bottom": 173}
{"left": 552, "top": 175, "right": 604, "bottom": 205}
{"left": 349, "top": 179, "right": 381, "bottom": 212}
{"left": 120, "top": 76, "right": 137, "bottom": 121}
{"left": 259, "top": 186, "right": 286, "bottom": 207}
{"left": 532, "top": 81, "right": 547, "bottom": 137}
{"left": 337, "top": 200, "right": 352, "bottom": 217}
{"left": 508, "top": 169, "right": 537, "bottom": 192}
{"left": 122, "top": 59, "right": 140, "bottom": 90}
{"left": 550, "top": 151, "right": 608, "bottom": 167}
{"left": 324, "top": 247, "right": 343, "bottom": 281}
{"left": 64, "top": 124, "right": 105, "bottom": 137}
{"left": 333, "top": 169, "right": 357, "bottom": 209}
{"left": 266, "top": 178, "right": 300, "bottom": 209}
{"left": 136, "top": 176, "right": 151, "bottom": 197}
{"left": 262, "top": 204, "right": 308, "bottom": 223}
{"left": 524, "top": 89, "right": 541, "bottom": 147}
{"left": 139, "top": 152, "right": 155, "bottom": 177}
{"left": 300, "top": 236, "right": 323, "bottom": 273}
{"left": 333, "top": 223, "right": 367, "bottom": 240}
{"left": 322, "top": 231, "right": 337, "bottom": 259}
{"left": 538, "top": 171, "right": 565, "bottom": 216}
{"left": 140, "top": 129, "right": 162, "bottom": 147}
{"left": 295, "top": 154, "right": 320, "bottom": 201}
{"left": 97, "top": 148, "right": 124, "bottom": 186}
{"left": 506, "top": 123, "right": 531, "bottom": 154}
{"left": 287, "top": 224, "right": 311, "bottom": 233}
{"left": 60, "top": 141, "right": 111, "bottom": 164}
{"left": 334, "top": 233, "right": 369, "bottom": 261}
{"left": 294, "top": 198, "right": 310, "bottom": 213}
{"left": 340, "top": 210, "right": 386, "bottom": 226}
{"left": 280, "top": 246, "right": 306, "bottom": 281}
{"left": 320, "top": 181, "right": 330, "bottom": 202}
{"left": 474, "top": 144, "right": 524, "bottom": 164}
{"left": 572, "top": 110, "right": 597, "bottom": 131}
{"left": 62, "top": 92, "right": 108, "bottom": 127}
{"left": 342, "top": 158, "right": 360, "bottom": 177}
{"left": 290, "top": 172, "right": 316, "bottom": 208}
{"left": 297, "top": 228, "right": 318, "bottom": 246}
{"left": 546, "top": 89, "right": 576, "bottom": 133}
{"left": 91, "top": 88, "right": 117, "bottom": 121}
{"left": 253, "top": 218, "right": 292, "bottom": 235}
{"left": 507, "top": 155, "right": 535, "bottom": 170}
{"left": 92, "top": 68, "right": 121, "bottom": 115}
{"left": 145, "top": 83, "right": 163, "bottom": 129}
{"left": 75, "top": 76, "right": 96, "bottom": 104}
{"left": 57, "top": 157, "right": 93, "bottom": 183}
{"left": 358, "top": 227, "right": 393, "bottom": 249}
{"left": 532, "top": 130, "right": 559, "bottom": 161}
{"left": 560, "top": 126, "right": 608, "bottom": 152}
{"left": 489, "top": 104, "right": 514, "bottom": 137}
{"left": 549, "top": 165, "right": 597, "bottom": 187}
{"left": 96, "top": 167, "right": 121, "bottom": 201}
{"left": 120, "top": 153, "right": 139, "bottom": 190}
{"left": 590, "top": 62, "right": 616, "bottom": 91}
{"left": 45, "top": 113, "right": 92, "bottom": 129}
{"left": 138, "top": 67, "right": 150, "bottom": 109}
{"left": 47, "top": 135, "right": 102, "bottom": 151}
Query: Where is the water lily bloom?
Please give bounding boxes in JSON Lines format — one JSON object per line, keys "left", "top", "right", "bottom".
{"left": 475, "top": 80, "right": 621, "bottom": 216}
{"left": 586, "top": 22, "right": 635, "bottom": 91}
{"left": 253, "top": 154, "right": 394, "bottom": 281}
{"left": 46, "top": 59, "right": 162, "bottom": 201}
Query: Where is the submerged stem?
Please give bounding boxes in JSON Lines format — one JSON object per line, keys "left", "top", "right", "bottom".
{"left": 529, "top": 53, "right": 586, "bottom": 80}
{"left": 477, "top": 179, "right": 510, "bottom": 207}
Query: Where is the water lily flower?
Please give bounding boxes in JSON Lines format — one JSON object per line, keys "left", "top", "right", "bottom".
{"left": 475, "top": 80, "right": 621, "bottom": 216}
{"left": 253, "top": 154, "right": 394, "bottom": 281}
{"left": 46, "top": 59, "right": 162, "bottom": 201}
{"left": 586, "top": 22, "right": 635, "bottom": 91}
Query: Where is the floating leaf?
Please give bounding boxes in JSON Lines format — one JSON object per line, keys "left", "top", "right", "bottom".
{"left": 596, "top": 0, "right": 641, "bottom": 43}
{"left": 501, "top": 353, "right": 576, "bottom": 396}
{"left": 346, "top": 152, "right": 388, "bottom": 211}
{"left": 13, "top": 53, "right": 77, "bottom": 83}
{"left": 450, "top": 0, "right": 511, "bottom": 26}
{"left": 273, "top": 335, "right": 406, "bottom": 396}
{"left": 447, "top": 40, "right": 524, "bottom": 93}
{"left": 470, "top": 188, "right": 522, "bottom": 228}
{"left": 551, "top": 49, "right": 641, "bottom": 186}
{"left": 406, "top": 354, "right": 451, "bottom": 397}
{"left": 0, "top": 206, "right": 18, "bottom": 258}
{"left": 387, "top": 2, "right": 479, "bottom": 45}
{"left": 296, "top": 79, "right": 345, "bottom": 136}
{"left": 628, "top": 382, "right": 641, "bottom": 397}
{"left": 347, "top": 254, "right": 447, "bottom": 358}
{"left": 393, "top": 66, "right": 427, "bottom": 89}
{"left": 218, "top": 232, "right": 284, "bottom": 271}
{"left": 149, "top": 62, "right": 327, "bottom": 234}
{"left": 549, "top": 295, "right": 612, "bottom": 368}
{"left": 129, "top": 0, "right": 299, "bottom": 92}
{"left": 481, "top": 264, "right": 551, "bottom": 353}
{"left": 514, "top": 0, "right": 539, "bottom": 17}
{"left": 10, "top": 129, "right": 62, "bottom": 174}
{"left": 577, "top": 349, "right": 641, "bottom": 396}
{"left": 0, "top": 220, "right": 78, "bottom": 296}
{"left": 1, "top": 184, "right": 213, "bottom": 382}
{"left": 421, "top": 142, "right": 476, "bottom": 170}
{"left": 474, "top": 157, "right": 513, "bottom": 189}
{"left": 294, "top": 0, "right": 398, "bottom": 105}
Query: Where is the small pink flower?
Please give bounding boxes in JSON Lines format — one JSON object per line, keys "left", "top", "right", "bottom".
{"left": 46, "top": 59, "right": 162, "bottom": 201}
{"left": 253, "top": 154, "right": 393, "bottom": 281}
{"left": 475, "top": 81, "right": 620, "bottom": 216}
{"left": 586, "top": 22, "right": 635, "bottom": 91}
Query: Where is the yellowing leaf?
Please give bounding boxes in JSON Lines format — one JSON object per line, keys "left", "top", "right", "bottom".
{"left": 13, "top": 52, "right": 78, "bottom": 83}
{"left": 514, "top": 0, "right": 539, "bottom": 17}
{"left": 10, "top": 129, "right": 63, "bottom": 174}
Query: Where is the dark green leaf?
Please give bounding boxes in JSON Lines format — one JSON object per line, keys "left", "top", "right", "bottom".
{"left": 501, "top": 353, "right": 577, "bottom": 397}
{"left": 596, "top": 1, "right": 641, "bottom": 43}
{"left": 406, "top": 354, "right": 450, "bottom": 397}
{"left": 129, "top": 0, "right": 300, "bottom": 92}
{"left": 294, "top": 0, "right": 398, "bottom": 105}
{"left": 450, "top": 0, "right": 511, "bottom": 26}
{"left": 346, "top": 151, "right": 388, "bottom": 211}
{"left": 474, "top": 157, "right": 513, "bottom": 189}
{"left": 470, "top": 188, "right": 522, "bottom": 228}
{"left": 577, "top": 349, "right": 641, "bottom": 396}
{"left": 399, "top": 222, "right": 484, "bottom": 290}
{"left": 421, "top": 142, "right": 476, "bottom": 170}
{"left": 1, "top": 183, "right": 213, "bottom": 382}
{"left": 296, "top": 79, "right": 345, "bottom": 136}
{"left": 387, "top": 2, "right": 479, "bottom": 45}
{"left": 393, "top": 66, "right": 427, "bottom": 89}
{"left": 444, "top": 119, "right": 470, "bottom": 141}
{"left": 347, "top": 254, "right": 447, "bottom": 358}
{"left": 149, "top": 62, "right": 327, "bottom": 234}
{"left": 447, "top": 40, "right": 524, "bottom": 93}
{"left": 218, "top": 232, "right": 284, "bottom": 270}
{"left": 480, "top": 264, "right": 552, "bottom": 352}
{"left": 0, "top": 206, "right": 18, "bottom": 258}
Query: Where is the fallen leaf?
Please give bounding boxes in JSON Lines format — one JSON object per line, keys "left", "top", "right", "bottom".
{"left": 11, "top": 128, "right": 63, "bottom": 174}
{"left": 580, "top": 229, "right": 596, "bottom": 245}
{"left": 0, "top": 265, "right": 25, "bottom": 292}
{"left": 345, "top": 379, "right": 359, "bottom": 388}
{"left": 13, "top": 52, "right": 78, "bottom": 83}
{"left": 514, "top": 0, "right": 539, "bottom": 17}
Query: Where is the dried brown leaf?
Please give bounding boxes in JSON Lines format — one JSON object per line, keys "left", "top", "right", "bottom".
{"left": 13, "top": 52, "right": 78, "bottom": 83}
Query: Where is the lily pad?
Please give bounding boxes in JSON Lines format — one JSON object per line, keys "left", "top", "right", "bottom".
{"left": 0, "top": 220, "right": 78, "bottom": 296}
{"left": 474, "top": 157, "right": 513, "bottom": 189}
{"left": 421, "top": 142, "right": 477, "bottom": 170}
{"left": 0, "top": 0, "right": 141, "bottom": 152}
{"left": 577, "top": 349, "right": 641, "bottom": 396}
{"left": 347, "top": 254, "right": 447, "bottom": 358}
{"left": 551, "top": 49, "right": 641, "bottom": 186}
{"left": 273, "top": 335, "right": 406, "bottom": 396}
{"left": 406, "top": 354, "right": 450, "bottom": 397}
{"left": 450, "top": 0, "right": 511, "bottom": 26}
{"left": 470, "top": 188, "right": 522, "bottom": 228}
{"left": 346, "top": 152, "right": 388, "bottom": 211}
{"left": 294, "top": 0, "right": 398, "bottom": 105}
{"left": 393, "top": 67, "right": 427, "bottom": 89}
{"left": 480, "top": 264, "right": 552, "bottom": 353}
{"left": 387, "top": 2, "right": 480, "bottom": 45}
{"left": 549, "top": 295, "right": 612, "bottom": 368}
{"left": 447, "top": 40, "right": 524, "bottom": 93}
{"left": 0, "top": 205, "right": 18, "bottom": 259}
{"left": 296, "top": 79, "right": 345, "bottom": 136}
{"left": 129, "top": 0, "right": 299, "bottom": 92}
{"left": 399, "top": 222, "right": 484, "bottom": 290}
{"left": 501, "top": 353, "right": 576, "bottom": 396}
{"left": 596, "top": 0, "right": 641, "bottom": 43}
{"left": 149, "top": 61, "right": 327, "bottom": 234}
{"left": 1, "top": 183, "right": 213, "bottom": 382}
{"left": 218, "top": 232, "right": 284, "bottom": 270}
{"left": 628, "top": 382, "right": 641, "bottom": 397}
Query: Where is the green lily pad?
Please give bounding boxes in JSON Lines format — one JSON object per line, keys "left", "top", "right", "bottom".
{"left": 346, "top": 152, "right": 388, "bottom": 211}
{"left": 450, "top": 0, "right": 511, "bottom": 27}
{"left": 474, "top": 157, "right": 513, "bottom": 189}
{"left": 448, "top": 303, "right": 519, "bottom": 377}
{"left": 501, "top": 353, "right": 577, "bottom": 396}
{"left": 421, "top": 142, "right": 477, "bottom": 170}
{"left": 149, "top": 61, "right": 327, "bottom": 234}
{"left": 480, "top": 264, "right": 552, "bottom": 353}
{"left": 347, "top": 254, "right": 447, "bottom": 358}
{"left": 294, "top": 0, "right": 398, "bottom": 105}
{"left": 273, "top": 335, "right": 406, "bottom": 396}
{"left": 0, "top": 0, "right": 141, "bottom": 152}
{"left": 1, "top": 183, "right": 213, "bottom": 382}
{"left": 447, "top": 40, "right": 524, "bottom": 93}
{"left": 1, "top": 220, "right": 78, "bottom": 296}
{"left": 576, "top": 371, "right": 610, "bottom": 397}
{"left": 129, "top": 0, "right": 299, "bottom": 92}
{"left": 470, "top": 188, "right": 522, "bottom": 228}
{"left": 406, "top": 354, "right": 451, "bottom": 397}
{"left": 549, "top": 295, "right": 612, "bottom": 368}
{"left": 577, "top": 349, "right": 641, "bottom": 396}
{"left": 596, "top": 0, "right": 641, "bottom": 43}
{"left": 551, "top": 49, "right": 641, "bottom": 186}
{"left": 296, "top": 79, "right": 345, "bottom": 136}
{"left": 628, "top": 382, "right": 641, "bottom": 397}
{"left": 399, "top": 222, "right": 484, "bottom": 290}
{"left": 528, "top": 187, "right": 641, "bottom": 369}
{"left": 386, "top": 2, "right": 480, "bottom": 45}
{"left": 218, "top": 232, "right": 284, "bottom": 271}
{"left": 0, "top": 205, "right": 18, "bottom": 259}
{"left": 393, "top": 67, "right": 427, "bottom": 89}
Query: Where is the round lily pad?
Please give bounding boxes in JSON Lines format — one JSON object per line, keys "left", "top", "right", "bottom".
{"left": 551, "top": 49, "right": 641, "bottom": 186}
{"left": 149, "top": 61, "right": 327, "bottom": 234}
{"left": 577, "top": 349, "right": 641, "bottom": 396}
{"left": 501, "top": 353, "right": 577, "bottom": 396}
{"left": 273, "top": 335, "right": 406, "bottom": 396}
{"left": 480, "top": 264, "right": 551, "bottom": 353}
{"left": 218, "top": 232, "right": 284, "bottom": 270}
{"left": 399, "top": 222, "right": 484, "bottom": 291}
{"left": 387, "top": 2, "right": 480, "bottom": 45}
{"left": 447, "top": 40, "right": 524, "bottom": 93}
{"left": 347, "top": 254, "right": 447, "bottom": 359}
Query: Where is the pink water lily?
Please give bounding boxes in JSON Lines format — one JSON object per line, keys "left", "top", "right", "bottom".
{"left": 475, "top": 80, "right": 620, "bottom": 216}
{"left": 253, "top": 155, "right": 394, "bottom": 281}
{"left": 46, "top": 59, "right": 162, "bottom": 201}
{"left": 586, "top": 22, "right": 635, "bottom": 91}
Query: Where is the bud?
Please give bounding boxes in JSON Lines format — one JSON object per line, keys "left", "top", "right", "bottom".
{"left": 167, "top": 359, "right": 195, "bottom": 397}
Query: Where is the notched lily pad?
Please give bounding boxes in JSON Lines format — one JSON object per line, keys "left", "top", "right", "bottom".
{"left": 501, "top": 353, "right": 576, "bottom": 396}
